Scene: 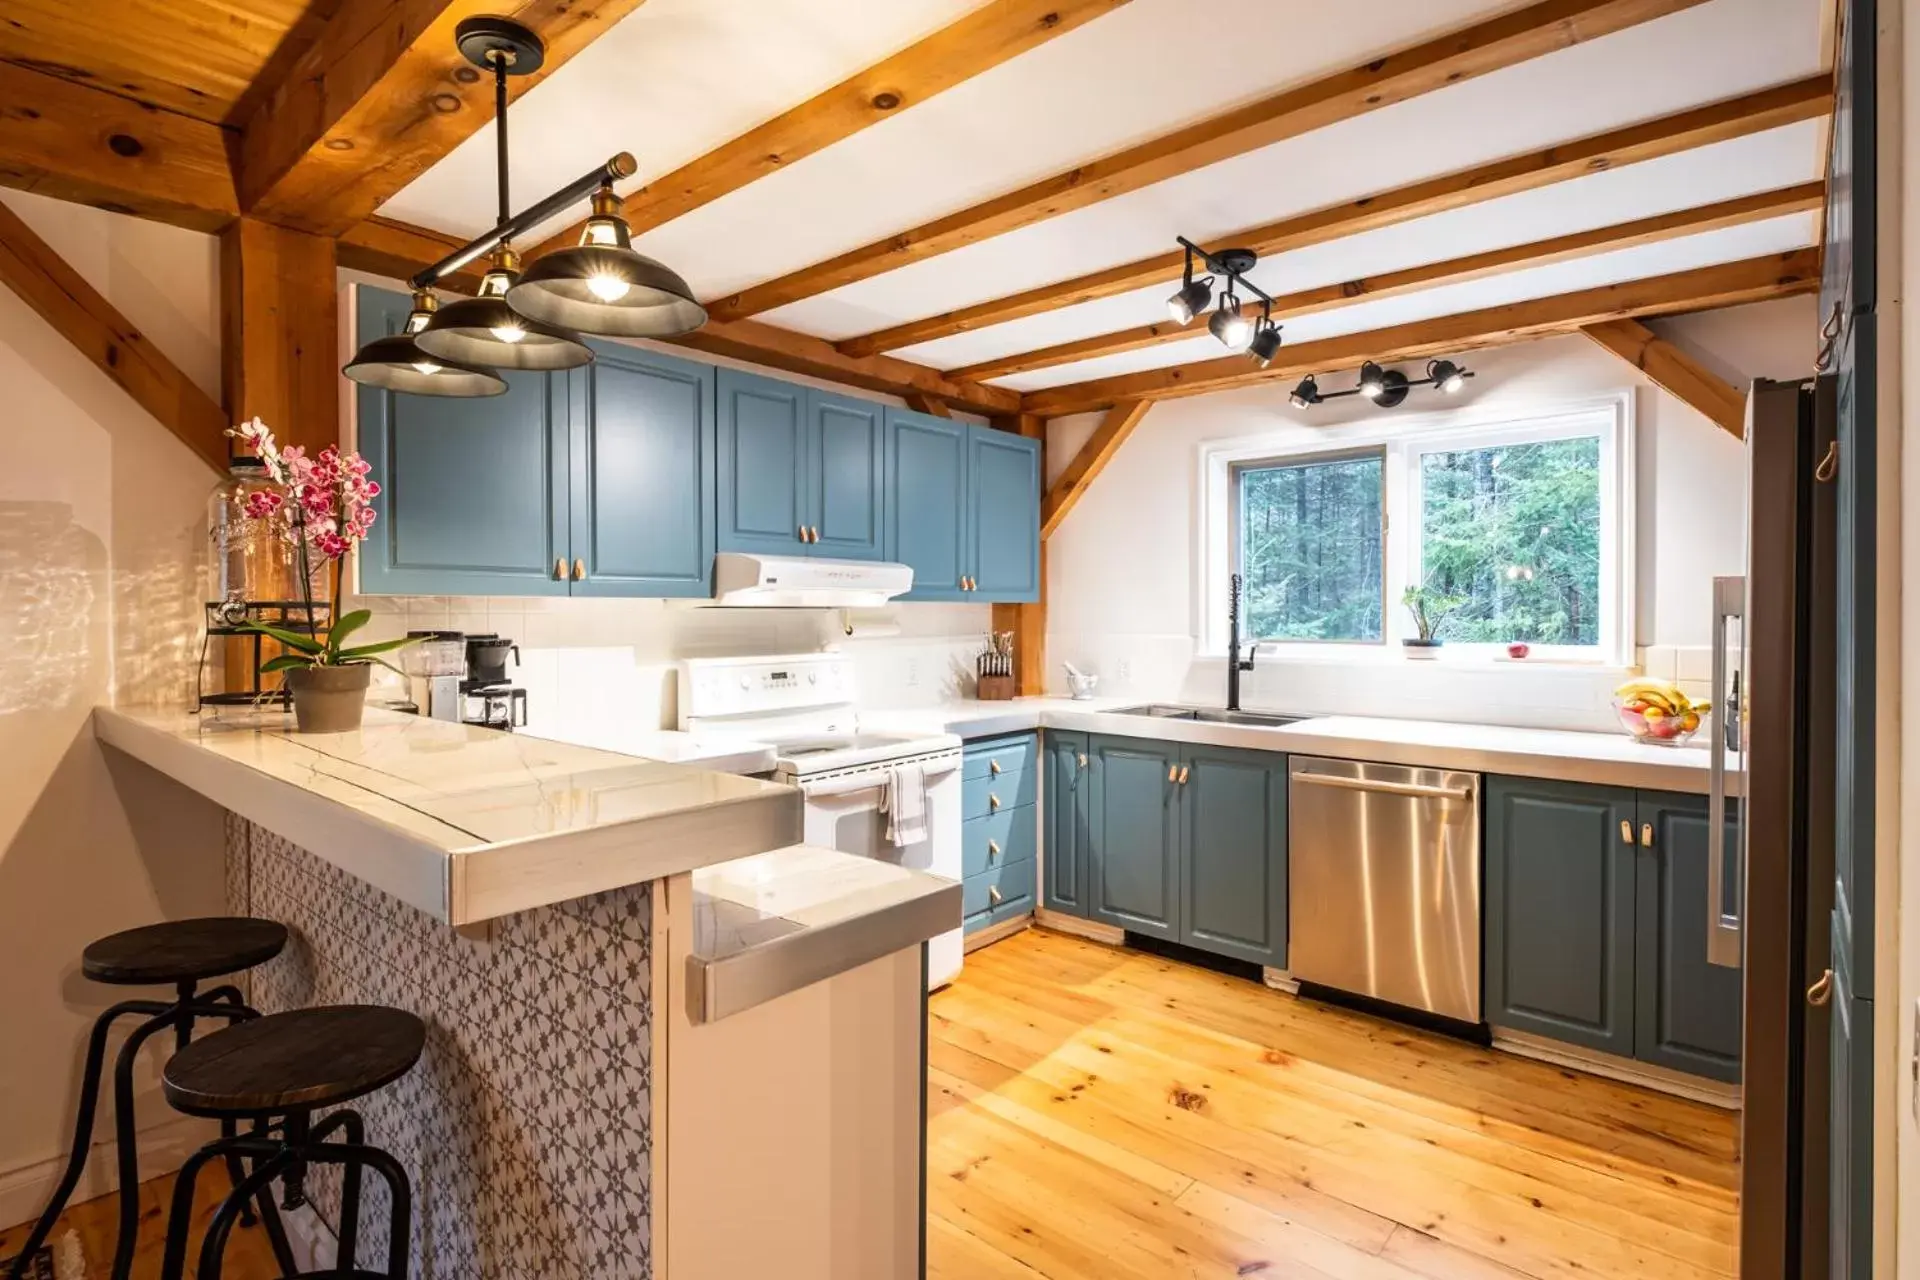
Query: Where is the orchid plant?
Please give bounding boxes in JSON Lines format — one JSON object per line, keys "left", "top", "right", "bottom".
{"left": 226, "top": 416, "right": 381, "bottom": 562}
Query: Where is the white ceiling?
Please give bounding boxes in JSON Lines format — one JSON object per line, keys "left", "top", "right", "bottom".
{"left": 382, "top": 0, "right": 1827, "bottom": 394}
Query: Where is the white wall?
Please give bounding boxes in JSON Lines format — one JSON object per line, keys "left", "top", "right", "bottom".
{"left": 0, "top": 191, "right": 229, "bottom": 1225}
{"left": 1043, "top": 295, "right": 1817, "bottom": 732}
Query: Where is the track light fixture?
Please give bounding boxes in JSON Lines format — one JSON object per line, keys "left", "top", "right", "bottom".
{"left": 344, "top": 15, "right": 705, "bottom": 397}
{"left": 1168, "top": 237, "right": 1281, "bottom": 364}
{"left": 1289, "top": 358, "right": 1476, "bottom": 411}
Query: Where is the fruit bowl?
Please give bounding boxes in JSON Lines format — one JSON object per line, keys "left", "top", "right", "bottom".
{"left": 1612, "top": 680, "right": 1709, "bottom": 747}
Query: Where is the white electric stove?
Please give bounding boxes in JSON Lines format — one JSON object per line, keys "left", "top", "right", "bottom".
{"left": 678, "top": 654, "right": 964, "bottom": 986}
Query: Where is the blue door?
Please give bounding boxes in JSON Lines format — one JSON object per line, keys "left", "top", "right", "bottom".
{"left": 1483, "top": 777, "right": 1638, "bottom": 1057}
{"left": 886, "top": 408, "right": 969, "bottom": 600}
{"left": 717, "top": 369, "right": 808, "bottom": 556}
{"left": 1634, "top": 792, "right": 1743, "bottom": 1083}
{"left": 1088, "top": 734, "right": 1179, "bottom": 940}
{"left": 1178, "top": 745, "right": 1287, "bottom": 968}
{"left": 967, "top": 425, "right": 1040, "bottom": 602}
{"left": 354, "top": 286, "right": 569, "bottom": 597}
{"left": 807, "top": 391, "right": 885, "bottom": 561}
{"left": 568, "top": 341, "right": 715, "bottom": 597}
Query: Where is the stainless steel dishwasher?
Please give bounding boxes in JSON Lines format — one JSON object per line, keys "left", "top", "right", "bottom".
{"left": 1287, "top": 757, "right": 1481, "bottom": 1022}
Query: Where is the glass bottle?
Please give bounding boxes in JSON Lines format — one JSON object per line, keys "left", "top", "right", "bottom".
{"left": 205, "top": 457, "right": 293, "bottom": 626}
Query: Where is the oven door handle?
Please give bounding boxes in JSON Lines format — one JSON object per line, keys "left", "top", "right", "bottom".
{"left": 797, "top": 756, "right": 960, "bottom": 800}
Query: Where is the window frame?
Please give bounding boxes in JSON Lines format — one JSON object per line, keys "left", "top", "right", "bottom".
{"left": 1228, "top": 444, "right": 1389, "bottom": 647}
{"left": 1198, "top": 391, "right": 1635, "bottom": 666}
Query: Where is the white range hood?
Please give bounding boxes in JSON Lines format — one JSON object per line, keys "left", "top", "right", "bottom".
{"left": 709, "top": 553, "right": 913, "bottom": 608}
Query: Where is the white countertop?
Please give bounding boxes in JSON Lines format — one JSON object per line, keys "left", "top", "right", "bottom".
{"left": 862, "top": 698, "right": 1729, "bottom": 795}
{"left": 520, "top": 723, "right": 778, "bottom": 775}
{"left": 95, "top": 706, "right": 801, "bottom": 925}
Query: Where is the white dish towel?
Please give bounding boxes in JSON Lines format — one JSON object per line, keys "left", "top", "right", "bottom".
{"left": 885, "top": 761, "right": 929, "bottom": 847}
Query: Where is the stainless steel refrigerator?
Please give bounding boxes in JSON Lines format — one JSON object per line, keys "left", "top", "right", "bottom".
{"left": 1716, "top": 376, "right": 1837, "bottom": 1277}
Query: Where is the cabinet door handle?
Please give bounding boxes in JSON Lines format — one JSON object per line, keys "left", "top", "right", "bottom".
{"left": 810, "top": 525, "right": 821, "bottom": 542}
{"left": 1807, "top": 968, "right": 1834, "bottom": 1006}
{"left": 1167, "top": 765, "right": 1178, "bottom": 783}
{"left": 990, "top": 760, "right": 1002, "bottom": 775}
{"left": 1077, "top": 753, "right": 1088, "bottom": 768}
{"left": 1640, "top": 822, "right": 1654, "bottom": 848}
{"left": 572, "top": 558, "right": 587, "bottom": 581}
{"left": 797, "top": 524, "right": 809, "bottom": 543}
{"left": 554, "top": 557, "right": 567, "bottom": 581}
{"left": 989, "top": 885, "right": 1003, "bottom": 905}
{"left": 987, "top": 838, "right": 1001, "bottom": 859}
{"left": 1177, "top": 765, "right": 1190, "bottom": 785}
{"left": 1619, "top": 820, "right": 1633, "bottom": 845}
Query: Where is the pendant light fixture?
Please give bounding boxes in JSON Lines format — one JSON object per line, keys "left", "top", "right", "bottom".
{"left": 342, "top": 15, "right": 709, "bottom": 396}
{"left": 506, "top": 184, "right": 707, "bottom": 336}
{"left": 414, "top": 246, "right": 594, "bottom": 369}
{"left": 1168, "top": 238, "right": 1282, "bottom": 366}
{"left": 343, "top": 292, "right": 508, "bottom": 396}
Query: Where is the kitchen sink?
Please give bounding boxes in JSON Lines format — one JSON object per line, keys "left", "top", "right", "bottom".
{"left": 1109, "top": 704, "right": 1304, "bottom": 727}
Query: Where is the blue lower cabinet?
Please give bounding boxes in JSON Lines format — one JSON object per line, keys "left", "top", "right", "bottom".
{"left": 1043, "top": 732, "right": 1091, "bottom": 917}
{"left": 967, "top": 425, "right": 1040, "bottom": 602}
{"left": 887, "top": 408, "right": 970, "bottom": 600}
{"left": 963, "top": 734, "right": 1038, "bottom": 938}
{"left": 356, "top": 287, "right": 570, "bottom": 596}
{"left": 568, "top": 342, "right": 715, "bottom": 597}
{"left": 717, "top": 368, "right": 809, "bottom": 556}
{"left": 1178, "top": 745, "right": 1287, "bottom": 969}
{"left": 1088, "top": 735, "right": 1182, "bottom": 940}
{"left": 1635, "top": 794, "right": 1744, "bottom": 1082}
{"left": 1485, "top": 775, "right": 1744, "bottom": 1081}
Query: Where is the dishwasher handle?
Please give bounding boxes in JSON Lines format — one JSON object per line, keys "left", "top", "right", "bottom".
{"left": 1291, "top": 772, "right": 1475, "bottom": 802}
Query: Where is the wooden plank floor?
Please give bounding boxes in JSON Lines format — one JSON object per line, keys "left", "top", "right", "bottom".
{"left": 929, "top": 928, "right": 1741, "bottom": 1280}
{"left": 0, "top": 1166, "right": 282, "bottom": 1279}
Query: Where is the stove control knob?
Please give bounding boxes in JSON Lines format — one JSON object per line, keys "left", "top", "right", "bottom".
{"left": 739, "top": 676, "right": 750, "bottom": 690}
{"left": 808, "top": 672, "right": 817, "bottom": 684}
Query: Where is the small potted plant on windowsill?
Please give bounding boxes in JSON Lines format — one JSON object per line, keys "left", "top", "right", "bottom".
{"left": 1401, "top": 585, "right": 1463, "bottom": 659}
{"left": 242, "top": 609, "right": 418, "bottom": 733}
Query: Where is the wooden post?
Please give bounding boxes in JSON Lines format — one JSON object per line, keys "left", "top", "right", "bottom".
{"left": 992, "top": 413, "right": 1047, "bottom": 695}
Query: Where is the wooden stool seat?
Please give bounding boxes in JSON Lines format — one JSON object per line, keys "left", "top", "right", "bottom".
{"left": 163, "top": 1006, "right": 426, "bottom": 1119}
{"left": 81, "top": 917, "right": 288, "bottom": 985}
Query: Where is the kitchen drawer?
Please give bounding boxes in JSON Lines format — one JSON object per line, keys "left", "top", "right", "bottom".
{"left": 963, "top": 858, "right": 1035, "bottom": 918}
{"left": 964, "top": 733, "right": 1037, "bottom": 781}
{"left": 963, "top": 908, "right": 994, "bottom": 935}
{"left": 963, "top": 765, "right": 1036, "bottom": 820}
{"left": 962, "top": 806, "right": 1036, "bottom": 878}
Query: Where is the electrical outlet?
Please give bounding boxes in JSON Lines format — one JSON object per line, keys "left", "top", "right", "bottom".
{"left": 1116, "top": 658, "right": 1132, "bottom": 683}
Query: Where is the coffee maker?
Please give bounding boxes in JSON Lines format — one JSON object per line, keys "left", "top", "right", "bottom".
{"left": 460, "top": 634, "right": 527, "bottom": 731}
{"left": 401, "top": 631, "right": 467, "bottom": 722}
{"left": 398, "top": 631, "right": 528, "bottom": 731}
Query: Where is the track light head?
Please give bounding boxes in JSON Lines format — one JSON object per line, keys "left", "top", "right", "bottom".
{"left": 1427, "top": 358, "right": 1469, "bottom": 394}
{"left": 1168, "top": 275, "right": 1213, "bottom": 326}
{"left": 1209, "top": 295, "right": 1253, "bottom": 350}
{"left": 1289, "top": 376, "right": 1320, "bottom": 409}
{"left": 1357, "top": 361, "right": 1387, "bottom": 400}
{"left": 1248, "top": 320, "right": 1283, "bottom": 367}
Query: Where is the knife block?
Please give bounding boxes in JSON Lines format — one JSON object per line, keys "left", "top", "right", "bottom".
{"left": 976, "top": 674, "right": 1015, "bottom": 701}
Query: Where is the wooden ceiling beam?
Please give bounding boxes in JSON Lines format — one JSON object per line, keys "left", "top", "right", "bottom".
{"left": 1582, "top": 317, "right": 1748, "bottom": 437}
{"left": 904, "top": 393, "right": 953, "bottom": 418}
{"left": 0, "top": 61, "right": 237, "bottom": 231}
{"left": 856, "top": 74, "right": 1830, "bottom": 357}
{"left": 235, "top": 0, "right": 650, "bottom": 236}
{"left": 339, "top": 216, "right": 1019, "bottom": 416}
{"left": 946, "top": 181, "right": 1824, "bottom": 382}
{"left": 1021, "top": 248, "right": 1820, "bottom": 417}
{"left": 528, "top": 0, "right": 1128, "bottom": 261}
{"left": 0, "top": 197, "right": 227, "bottom": 472}
{"left": 704, "top": 0, "right": 1711, "bottom": 323}
{"left": 1041, "top": 399, "right": 1151, "bottom": 538}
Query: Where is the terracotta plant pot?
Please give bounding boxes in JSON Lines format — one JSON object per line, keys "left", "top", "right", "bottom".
{"left": 286, "top": 664, "right": 372, "bottom": 733}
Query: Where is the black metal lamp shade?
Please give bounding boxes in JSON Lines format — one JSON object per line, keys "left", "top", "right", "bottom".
{"left": 343, "top": 293, "right": 508, "bottom": 397}
{"left": 506, "top": 188, "right": 707, "bottom": 337}
{"left": 414, "top": 259, "right": 595, "bottom": 371}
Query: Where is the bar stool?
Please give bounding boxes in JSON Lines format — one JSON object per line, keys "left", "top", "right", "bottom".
{"left": 6, "top": 917, "right": 289, "bottom": 1280}
{"left": 158, "top": 1004, "right": 426, "bottom": 1280}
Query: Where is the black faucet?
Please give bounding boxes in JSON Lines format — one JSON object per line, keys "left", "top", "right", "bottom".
{"left": 1227, "top": 572, "right": 1255, "bottom": 711}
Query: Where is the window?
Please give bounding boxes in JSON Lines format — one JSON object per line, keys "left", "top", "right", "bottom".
{"left": 1203, "top": 395, "right": 1633, "bottom": 663}
{"left": 1235, "top": 451, "right": 1383, "bottom": 643}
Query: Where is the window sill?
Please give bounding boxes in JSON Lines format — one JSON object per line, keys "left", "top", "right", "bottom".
{"left": 1199, "top": 646, "right": 1634, "bottom": 676}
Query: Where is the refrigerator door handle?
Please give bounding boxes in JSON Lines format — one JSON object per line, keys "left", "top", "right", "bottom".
{"left": 1706, "top": 574, "right": 1745, "bottom": 968}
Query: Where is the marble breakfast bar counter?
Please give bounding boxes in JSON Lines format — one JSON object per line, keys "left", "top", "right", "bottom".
{"left": 93, "top": 704, "right": 802, "bottom": 925}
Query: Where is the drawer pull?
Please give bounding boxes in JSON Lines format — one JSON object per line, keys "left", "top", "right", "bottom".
{"left": 990, "top": 760, "right": 1002, "bottom": 775}
{"left": 988, "top": 793, "right": 1000, "bottom": 811}
{"left": 989, "top": 885, "right": 1003, "bottom": 905}
{"left": 987, "top": 839, "right": 1001, "bottom": 859}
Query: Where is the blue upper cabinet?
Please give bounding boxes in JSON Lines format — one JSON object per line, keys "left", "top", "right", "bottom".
{"left": 355, "top": 287, "right": 570, "bottom": 597}
{"left": 886, "top": 407, "right": 970, "bottom": 600}
{"left": 568, "top": 341, "right": 715, "bottom": 597}
{"left": 717, "top": 369, "right": 808, "bottom": 556}
{"left": 967, "top": 425, "right": 1041, "bottom": 602}
{"left": 806, "top": 391, "right": 886, "bottom": 561}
